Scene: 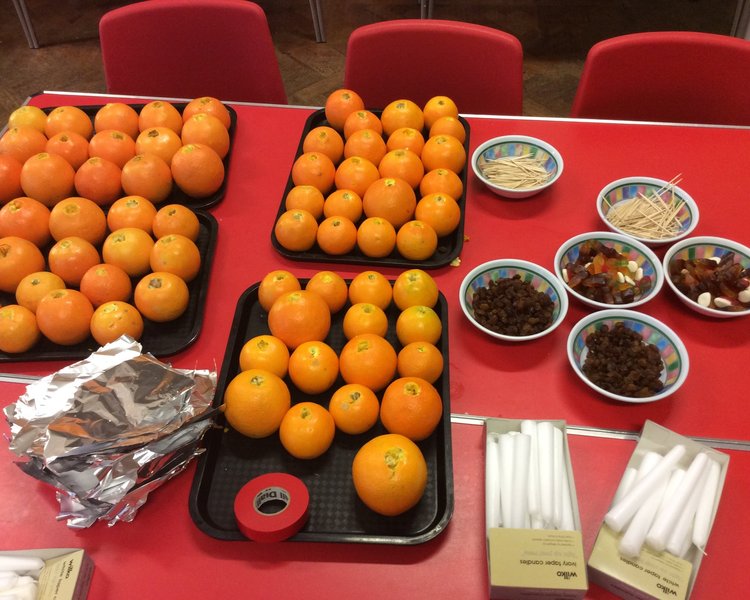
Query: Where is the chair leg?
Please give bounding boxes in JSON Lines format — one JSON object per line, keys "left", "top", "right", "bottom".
{"left": 309, "top": 0, "right": 325, "bottom": 43}
{"left": 12, "top": 0, "right": 40, "bottom": 49}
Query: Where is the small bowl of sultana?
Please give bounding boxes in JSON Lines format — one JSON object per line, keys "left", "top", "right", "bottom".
{"left": 554, "top": 231, "right": 664, "bottom": 310}
{"left": 567, "top": 309, "right": 689, "bottom": 403}
{"left": 663, "top": 235, "right": 750, "bottom": 318}
{"left": 459, "top": 258, "right": 569, "bottom": 342}
{"left": 597, "top": 176, "right": 699, "bottom": 247}
{"left": 471, "top": 135, "right": 563, "bottom": 199}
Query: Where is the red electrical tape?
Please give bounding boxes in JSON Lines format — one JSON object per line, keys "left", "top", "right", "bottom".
{"left": 233, "top": 473, "right": 310, "bottom": 543}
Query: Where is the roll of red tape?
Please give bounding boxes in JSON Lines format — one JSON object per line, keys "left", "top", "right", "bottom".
{"left": 234, "top": 473, "right": 310, "bottom": 543}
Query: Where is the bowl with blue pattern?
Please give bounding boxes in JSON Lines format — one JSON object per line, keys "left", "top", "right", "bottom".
{"left": 471, "top": 135, "right": 563, "bottom": 199}
{"left": 567, "top": 309, "right": 689, "bottom": 403}
{"left": 597, "top": 176, "right": 699, "bottom": 246}
{"left": 459, "top": 258, "right": 568, "bottom": 341}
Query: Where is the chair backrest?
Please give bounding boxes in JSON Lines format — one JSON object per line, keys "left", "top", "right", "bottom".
{"left": 99, "top": 0, "right": 287, "bottom": 104}
{"left": 570, "top": 31, "right": 750, "bottom": 126}
{"left": 344, "top": 19, "right": 523, "bottom": 115}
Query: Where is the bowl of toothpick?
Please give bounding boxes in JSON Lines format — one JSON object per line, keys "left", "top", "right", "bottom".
{"left": 471, "top": 135, "right": 563, "bottom": 199}
{"left": 597, "top": 176, "right": 699, "bottom": 247}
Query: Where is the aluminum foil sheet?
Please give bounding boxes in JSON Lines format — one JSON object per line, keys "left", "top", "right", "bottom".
{"left": 3, "top": 336, "right": 217, "bottom": 528}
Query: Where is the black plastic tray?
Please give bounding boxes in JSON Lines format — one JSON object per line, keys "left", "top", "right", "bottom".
{"left": 189, "top": 280, "right": 454, "bottom": 544}
{"left": 270, "top": 108, "right": 470, "bottom": 269}
{"left": 0, "top": 210, "right": 218, "bottom": 362}
{"left": 39, "top": 100, "right": 237, "bottom": 210}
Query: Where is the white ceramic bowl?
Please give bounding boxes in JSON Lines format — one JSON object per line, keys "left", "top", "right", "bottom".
{"left": 471, "top": 135, "right": 563, "bottom": 199}
{"left": 554, "top": 231, "right": 664, "bottom": 310}
{"left": 459, "top": 258, "right": 568, "bottom": 342}
{"left": 663, "top": 235, "right": 750, "bottom": 318}
{"left": 597, "top": 176, "right": 699, "bottom": 247}
{"left": 567, "top": 309, "right": 689, "bottom": 403}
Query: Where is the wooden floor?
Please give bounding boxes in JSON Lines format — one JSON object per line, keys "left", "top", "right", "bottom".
{"left": 0, "top": 0, "right": 738, "bottom": 122}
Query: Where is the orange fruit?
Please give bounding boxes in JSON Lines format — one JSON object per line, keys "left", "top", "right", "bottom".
{"left": 133, "top": 271, "right": 190, "bottom": 322}
{"left": 107, "top": 195, "right": 157, "bottom": 233}
{"left": 348, "top": 270, "right": 392, "bottom": 310}
{"left": 152, "top": 203, "right": 200, "bottom": 241}
{"left": 0, "top": 126, "right": 47, "bottom": 164}
{"left": 45, "top": 131, "right": 90, "bottom": 170}
{"left": 279, "top": 401, "right": 336, "bottom": 459}
{"left": 304, "top": 270, "right": 348, "bottom": 313}
{"left": 396, "top": 304, "right": 442, "bottom": 345}
{"left": 181, "top": 113, "right": 230, "bottom": 159}
{"left": 0, "top": 196, "right": 51, "bottom": 247}
{"left": 392, "top": 268, "right": 439, "bottom": 310}
{"left": 302, "top": 125, "right": 344, "bottom": 164}
{"left": 356, "top": 216, "right": 397, "bottom": 258}
{"left": 429, "top": 115, "right": 466, "bottom": 144}
{"left": 74, "top": 157, "right": 123, "bottom": 206}
{"left": 352, "top": 433, "right": 428, "bottom": 516}
{"left": 182, "top": 96, "right": 231, "bottom": 129}
{"left": 15, "top": 271, "right": 65, "bottom": 313}
{"left": 0, "top": 154, "right": 23, "bottom": 204}
{"left": 0, "top": 236, "right": 46, "bottom": 293}
{"left": 267, "top": 289, "right": 331, "bottom": 349}
{"left": 362, "top": 177, "right": 417, "bottom": 229}
{"left": 420, "top": 134, "right": 466, "bottom": 173}
{"left": 8, "top": 105, "right": 47, "bottom": 133}
{"left": 339, "top": 333, "right": 397, "bottom": 391}
{"left": 258, "top": 269, "right": 301, "bottom": 312}
{"left": 171, "top": 143, "right": 225, "bottom": 198}
{"left": 102, "top": 227, "right": 155, "bottom": 277}
{"left": 380, "top": 376, "right": 442, "bottom": 441}
{"left": 221, "top": 368, "right": 291, "bottom": 438}
{"left": 378, "top": 148, "right": 424, "bottom": 189}
{"left": 343, "top": 128, "right": 387, "bottom": 165}
{"left": 343, "top": 110, "right": 383, "bottom": 139}
{"left": 87, "top": 129, "right": 136, "bottom": 168}
{"left": 423, "top": 95, "right": 459, "bottom": 129}
{"left": 135, "top": 127, "right": 182, "bottom": 166}
{"left": 48, "top": 196, "right": 107, "bottom": 244}
{"left": 150, "top": 233, "right": 201, "bottom": 282}
{"left": 45, "top": 106, "right": 93, "bottom": 139}
{"left": 415, "top": 192, "right": 461, "bottom": 237}
{"left": 274, "top": 208, "right": 319, "bottom": 252}
{"left": 396, "top": 220, "right": 438, "bottom": 261}
{"left": 47, "top": 236, "right": 101, "bottom": 287}
{"left": 36, "top": 288, "right": 94, "bottom": 345}
{"left": 380, "top": 99, "right": 424, "bottom": 136}
{"left": 0, "top": 304, "right": 40, "bottom": 353}
{"left": 397, "top": 341, "right": 443, "bottom": 384}
{"left": 342, "top": 302, "right": 388, "bottom": 339}
{"left": 90, "top": 300, "right": 144, "bottom": 345}
{"left": 386, "top": 127, "right": 425, "bottom": 155}
{"left": 328, "top": 383, "right": 380, "bottom": 435}
{"left": 288, "top": 340, "right": 339, "bottom": 394}
{"left": 94, "top": 103, "right": 140, "bottom": 139}
{"left": 291, "top": 151, "right": 335, "bottom": 193}
{"left": 238, "top": 334, "right": 290, "bottom": 378}
{"left": 20, "top": 152, "right": 76, "bottom": 207}
{"left": 323, "top": 188, "right": 362, "bottom": 222}
{"left": 419, "top": 167, "right": 464, "bottom": 199}
{"left": 79, "top": 263, "right": 133, "bottom": 307}
{"left": 324, "top": 88, "right": 365, "bottom": 131}
{"left": 138, "top": 101, "right": 183, "bottom": 134}
{"left": 316, "top": 215, "right": 357, "bottom": 255}
{"left": 334, "top": 156, "right": 380, "bottom": 198}
{"left": 121, "top": 153, "right": 173, "bottom": 204}
{"left": 284, "top": 185, "right": 325, "bottom": 219}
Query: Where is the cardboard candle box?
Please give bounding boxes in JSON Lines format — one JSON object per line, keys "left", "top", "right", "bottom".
{"left": 485, "top": 418, "right": 588, "bottom": 600}
{"left": 0, "top": 548, "right": 94, "bottom": 600}
{"left": 588, "top": 420, "right": 729, "bottom": 600}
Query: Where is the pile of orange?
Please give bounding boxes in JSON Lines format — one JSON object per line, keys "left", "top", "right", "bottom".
{"left": 274, "top": 89, "right": 466, "bottom": 262}
{"left": 221, "top": 267, "right": 446, "bottom": 516}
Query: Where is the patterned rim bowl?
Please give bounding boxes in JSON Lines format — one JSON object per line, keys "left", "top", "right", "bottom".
{"left": 566, "top": 309, "right": 690, "bottom": 403}
{"left": 553, "top": 231, "right": 665, "bottom": 310}
{"left": 471, "top": 135, "right": 563, "bottom": 199}
{"left": 459, "top": 258, "right": 569, "bottom": 342}
{"left": 597, "top": 176, "right": 699, "bottom": 247}
{"left": 663, "top": 235, "right": 750, "bottom": 318}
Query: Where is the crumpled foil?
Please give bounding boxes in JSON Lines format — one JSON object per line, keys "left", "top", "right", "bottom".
{"left": 3, "top": 336, "right": 217, "bottom": 528}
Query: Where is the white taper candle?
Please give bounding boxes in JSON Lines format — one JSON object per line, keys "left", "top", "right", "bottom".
{"left": 692, "top": 458, "right": 721, "bottom": 552}
{"left": 485, "top": 433, "right": 502, "bottom": 529}
{"left": 553, "top": 426, "right": 565, "bottom": 529}
{"left": 666, "top": 461, "right": 711, "bottom": 558}
{"left": 498, "top": 433, "right": 516, "bottom": 527}
{"left": 536, "top": 421, "right": 556, "bottom": 528}
{"left": 612, "top": 467, "right": 638, "bottom": 506}
{"left": 510, "top": 433, "right": 531, "bottom": 529}
{"left": 520, "top": 420, "right": 541, "bottom": 522}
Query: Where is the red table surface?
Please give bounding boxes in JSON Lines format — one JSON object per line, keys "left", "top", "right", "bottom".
{"left": 0, "top": 92, "right": 748, "bottom": 599}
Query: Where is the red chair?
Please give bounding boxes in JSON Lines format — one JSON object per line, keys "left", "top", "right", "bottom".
{"left": 99, "top": 0, "right": 287, "bottom": 104}
{"left": 570, "top": 31, "right": 750, "bottom": 126}
{"left": 344, "top": 19, "right": 523, "bottom": 115}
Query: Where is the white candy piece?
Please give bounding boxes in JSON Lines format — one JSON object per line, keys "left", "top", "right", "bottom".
{"left": 739, "top": 289, "right": 750, "bottom": 303}
{"left": 520, "top": 420, "right": 542, "bottom": 522}
{"left": 697, "top": 292, "right": 712, "bottom": 307}
{"left": 627, "top": 260, "right": 638, "bottom": 273}
{"left": 485, "top": 433, "right": 502, "bottom": 529}
{"left": 635, "top": 267, "right": 644, "bottom": 281}
{"left": 617, "top": 271, "right": 625, "bottom": 283}
{"left": 510, "top": 433, "right": 531, "bottom": 529}
{"left": 713, "top": 297, "right": 732, "bottom": 309}
{"left": 693, "top": 458, "right": 722, "bottom": 551}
